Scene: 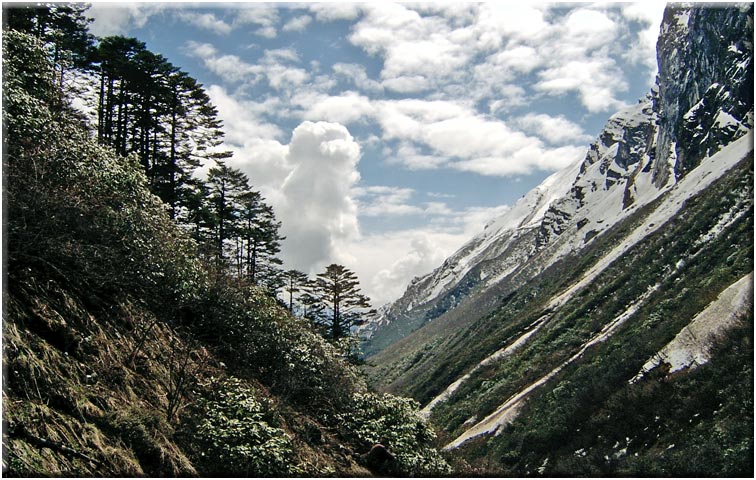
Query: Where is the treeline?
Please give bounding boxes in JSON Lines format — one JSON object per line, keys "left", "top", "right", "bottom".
{"left": 5, "top": 3, "right": 373, "bottom": 351}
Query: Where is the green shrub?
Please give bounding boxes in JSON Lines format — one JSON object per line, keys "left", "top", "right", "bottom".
{"left": 337, "top": 392, "right": 452, "bottom": 476}
{"left": 185, "top": 377, "right": 296, "bottom": 476}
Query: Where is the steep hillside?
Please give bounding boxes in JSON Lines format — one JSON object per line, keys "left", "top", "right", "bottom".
{"left": 365, "top": 3, "right": 753, "bottom": 475}
{"left": 2, "top": 30, "right": 450, "bottom": 477}
{"left": 362, "top": 3, "right": 753, "bottom": 358}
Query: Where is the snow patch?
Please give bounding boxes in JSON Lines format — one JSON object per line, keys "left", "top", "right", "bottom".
{"left": 631, "top": 272, "right": 753, "bottom": 383}
{"left": 445, "top": 284, "right": 659, "bottom": 450}
{"left": 548, "top": 132, "right": 752, "bottom": 311}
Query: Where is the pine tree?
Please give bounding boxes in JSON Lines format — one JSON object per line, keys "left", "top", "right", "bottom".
{"left": 282, "top": 269, "right": 309, "bottom": 313}
{"left": 237, "top": 192, "right": 284, "bottom": 285}
{"left": 206, "top": 164, "right": 249, "bottom": 262}
{"left": 310, "top": 264, "right": 372, "bottom": 340}
{"left": 94, "top": 35, "right": 231, "bottom": 214}
{"left": 4, "top": 3, "right": 95, "bottom": 88}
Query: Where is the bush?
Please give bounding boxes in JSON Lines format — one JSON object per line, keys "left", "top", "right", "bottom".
{"left": 337, "top": 392, "right": 452, "bottom": 476}
{"left": 184, "top": 377, "right": 297, "bottom": 476}
{"left": 4, "top": 30, "right": 203, "bottom": 319}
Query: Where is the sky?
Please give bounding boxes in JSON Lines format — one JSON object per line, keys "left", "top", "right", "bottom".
{"left": 85, "top": 1, "right": 666, "bottom": 306}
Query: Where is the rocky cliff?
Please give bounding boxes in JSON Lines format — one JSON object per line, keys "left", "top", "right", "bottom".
{"left": 363, "top": 2, "right": 753, "bottom": 359}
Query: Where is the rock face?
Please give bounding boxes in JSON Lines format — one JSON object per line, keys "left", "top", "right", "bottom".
{"left": 362, "top": 3, "right": 753, "bottom": 358}
{"left": 653, "top": 4, "right": 753, "bottom": 186}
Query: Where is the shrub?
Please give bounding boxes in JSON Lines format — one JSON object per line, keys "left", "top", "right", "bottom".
{"left": 184, "top": 377, "right": 297, "bottom": 476}
{"left": 337, "top": 391, "right": 452, "bottom": 476}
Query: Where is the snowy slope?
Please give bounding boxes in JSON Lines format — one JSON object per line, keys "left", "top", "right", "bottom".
{"left": 363, "top": 3, "right": 753, "bottom": 356}
{"left": 439, "top": 133, "right": 753, "bottom": 449}
{"left": 631, "top": 272, "right": 753, "bottom": 382}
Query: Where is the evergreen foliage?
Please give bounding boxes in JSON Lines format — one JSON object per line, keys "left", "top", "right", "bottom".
{"left": 309, "top": 264, "right": 373, "bottom": 340}
{"left": 3, "top": 11, "right": 448, "bottom": 477}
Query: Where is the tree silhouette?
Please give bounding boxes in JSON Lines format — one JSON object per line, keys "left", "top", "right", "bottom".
{"left": 310, "top": 264, "right": 372, "bottom": 340}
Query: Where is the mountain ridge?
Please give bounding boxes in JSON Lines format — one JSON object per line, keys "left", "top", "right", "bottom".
{"left": 362, "top": 2, "right": 753, "bottom": 359}
{"left": 364, "top": 3, "right": 753, "bottom": 475}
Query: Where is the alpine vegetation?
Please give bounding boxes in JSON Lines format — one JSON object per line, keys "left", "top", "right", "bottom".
{"left": 3, "top": 2, "right": 753, "bottom": 478}
{"left": 3, "top": 5, "right": 448, "bottom": 476}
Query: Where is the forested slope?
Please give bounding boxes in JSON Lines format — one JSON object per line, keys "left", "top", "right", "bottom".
{"left": 2, "top": 22, "right": 450, "bottom": 477}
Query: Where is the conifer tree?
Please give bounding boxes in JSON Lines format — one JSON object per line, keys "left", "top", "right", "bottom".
{"left": 310, "top": 264, "right": 372, "bottom": 340}
{"left": 237, "top": 192, "right": 284, "bottom": 285}
{"left": 4, "top": 3, "right": 95, "bottom": 87}
{"left": 282, "top": 269, "right": 309, "bottom": 313}
{"left": 206, "top": 164, "right": 249, "bottom": 262}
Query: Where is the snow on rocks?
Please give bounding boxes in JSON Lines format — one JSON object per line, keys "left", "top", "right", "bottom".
{"left": 630, "top": 272, "right": 753, "bottom": 383}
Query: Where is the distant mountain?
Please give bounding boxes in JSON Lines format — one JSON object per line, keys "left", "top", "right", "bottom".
{"left": 365, "top": 4, "right": 753, "bottom": 476}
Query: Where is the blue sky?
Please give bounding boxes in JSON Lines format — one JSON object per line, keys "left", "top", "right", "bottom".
{"left": 87, "top": 2, "right": 666, "bottom": 305}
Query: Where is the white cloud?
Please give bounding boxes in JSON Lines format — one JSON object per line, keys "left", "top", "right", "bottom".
{"left": 255, "top": 26, "right": 278, "bottom": 39}
{"left": 332, "top": 63, "right": 384, "bottom": 92}
{"left": 178, "top": 11, "right": 232, "bottom": 35}
{"left": 355, "top": 186, "right": 422, "bottom": 217}
{"left": 348, "top": 3, "right": 475, "bottom": 93}
{"left": 207, "top": 85, "right": 284, "bottom": 142}
{"left": 473, "top": 3, "right": 550, "bottom": 49}
{"left": 87, "top": 3, "right": 165, "bottom": 36}
{"left": 282, "top": 14, "right": 312, "bottom": 32}
{"left": 516, "top": 113, "right": 593, "bottom": 145}
{"left": 622, "top": 3, "right": 666, "bottom": 78}
{"left": 535, "top": 57, "right": 628, "bottom": 112}
{"left": 309, "top": 3, "right": 362, "bottom": 22}
{"left": 235, "top": 5, "right": 280, "bottom": 28}
{"left": 185, "top": 41, "right": 261, "bottom": 83}
{"left": 292, "top": 91, "right": 376, "bottom": 125}
{"left": 344, "top": 203, "right": 511, "bottom": 305}
{"left": 277, "top": 122, "right": 363, "bottom": 273}
{"left": 263, "top": 48, "right": 301, "bottom": 64}
{"left": 386, "top": 143, "right": 449, "bottom": 170}
{"left": 342, "top": 3, "right": 649, "bottom": 114}
{"left": 374, "top": 100, "right": 585, "bottom": 176}
{"left": 350, "top": 232, "right": 454, "bottom": 305}
{"left": 381, "top": 76, "right": 431, "bottom": 94}
{"left": 185, "top": 41, "right": 309, "bottom": 91}
{"left": 563, "top": 8, "right": 618, "bottom": 49}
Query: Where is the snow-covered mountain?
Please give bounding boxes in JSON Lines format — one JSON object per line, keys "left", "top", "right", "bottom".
{"left": 361, "top": 3, "right": 753, "bottom": 358}
{"left": 365, "top": 5, "right": 753, "bottom": 474}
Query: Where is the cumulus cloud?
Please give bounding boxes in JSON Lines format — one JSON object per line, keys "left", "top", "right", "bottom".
{"left": 473, "top": 3, "right": 550, "bottom": 48}
{"left": 282, "top": 14, "right": 312, "bottom": 32}
{"left": 535, "top": 57, "right": 628, "bottom": 112}
{"left": 355, "top": 186, "right": 421, "bottom": 217}
{"left": 332, "top": 63, "right": 384, "bottom": 92}
{"left": 373, "top": 100, "right": 586, "bottom": 176}
{"left": 516, "top": 113, "right": 594, "bottom": 145}
{"left": 87, "top": 3, "right": 166, "bottom": 36}
{"left": 173, "top": 3, "right": 664, "bottom": 304}
{"left": 277, "top": 122, "right": 363, "bottom": 272}
{"left": 622, "top": 3, "right": 666, "bottom": 78}
{"left": 341, "top": 3, "right": 649, "bottom": 113}
{"left": 344, "top": 202, "right": 511, "bottom": 305}
{"left": 292, "top": 91, "right": 376, "bottom": 125}
{"left": 185, "top": 41, "right": 309, "bottom": 91}
{"left": 352, "top": 232, "right": 454, "bottom": 305}
{"left": 309, "top": 3, "right": 363, "bottom": 22}
{"left": 235, "top": 4, "right": 280, "bottom": 28}
{"left": 178, "top": 11, "right": 232, "bottom": 34}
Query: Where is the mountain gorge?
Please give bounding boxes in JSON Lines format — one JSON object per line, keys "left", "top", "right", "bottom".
{"left": 365, "top": 3, "right": 753, "bottom": 475}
